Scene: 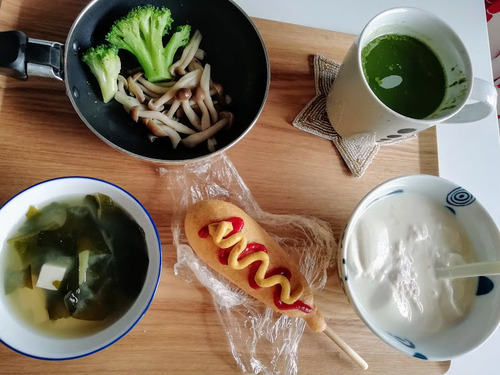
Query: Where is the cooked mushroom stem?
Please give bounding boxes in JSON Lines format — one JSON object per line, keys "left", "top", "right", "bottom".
{"left": 219, "top": 111, "right": 235, "bottom": 128}
{"left": 117, "top": 75, "right": 129, "bottom": 91}
{"left": 187, "top": 57, "right": 203, "bottom": 72}
{"left": 181, "top": 102, "right": 202, "bottom": 131}
{"left": 129, "top": 73, "right": 159, "bottom": 98}
{"left": 197, "top": 67, "right": 217, "bottom": 150}
{"left": 166, "top": 87, "right": 192, "bottom": 119}
{"left": 200, "top": 64, "right": 218, "bottom": 124}
{"left": 193, "top": 87, "right": 211, "bottom": 131}
{"left": 194, "top": 48, "right": 205, "bottom": 61}
{"left": 154, "top": 81, "right": 177, "bottom": 88}
{"left": 166, "top": 101, "right": 181, "bottom": 118}
{"left": 173, "top": 88, "right": 202, "bottom": 131}
{"left": 135, "top": 81, "right": 161, "bottom": 98}
{"left": 130, "top": 106, "right": 196, "bottom": 135}
{"left": 170, "top": 29, "right": 203, "bottom": 76}
{"left": 207, "top": 137, "right": 217, "bottom": 152}
{"left": 148, "top": 99, "right": 164, "bottom": 111}
{"left": 211, "top": 82, "right": 224, "bottom": 98}
{"left": 131, "top": 71, "right": 143, "bottom": 81}
{"left": 181, "top": 117, "right": 227, "bottom": 148}
{"left": 181, "top": 112, "right": 234, "bottom": 148}
{"left": 144, "top": 118, "right": 181, "bottom": 149}
{"left": 115, "top": 92, "right": 143, "bottom": 113}
{"left": 137, "top": 76, "right": 172, "bottom": 94}
{"left": 151, "top": 69, "right": 202, "bottom": 109}
{"left": 115, "top": 80, "right": 144, "bottom": 113}
{"left": 127, "top": 76, "right": 146, "bottom": 103}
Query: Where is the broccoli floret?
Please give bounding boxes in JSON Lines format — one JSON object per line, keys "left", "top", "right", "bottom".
{"left": 82, "top": 45, "right": 121, "bottom": 103}
{"left": 105, "top": 5, "right": 191, "bottom": 82}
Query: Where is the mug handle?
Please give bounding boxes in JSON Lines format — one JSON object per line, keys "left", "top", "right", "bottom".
{"left": 0, "top": 30, "right": 64, "bottom": 81}
{"left": 443, "top": 77, "right": 497, "bottom": 123}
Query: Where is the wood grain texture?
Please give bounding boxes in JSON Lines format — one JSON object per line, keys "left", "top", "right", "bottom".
{"left": 0, "top": 1, "right": 445, "bottom": 374}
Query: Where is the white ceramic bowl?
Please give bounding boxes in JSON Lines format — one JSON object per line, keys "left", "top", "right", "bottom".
{"left": 0, "top": 177, "right": 161, "bottom": 360}
{"left": 338, "top": 174, "right": 500, "bottom": 361}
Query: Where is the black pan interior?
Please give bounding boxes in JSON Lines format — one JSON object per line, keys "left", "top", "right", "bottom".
{"left": 65, "top": 0, "right": 269, "bottom": 162}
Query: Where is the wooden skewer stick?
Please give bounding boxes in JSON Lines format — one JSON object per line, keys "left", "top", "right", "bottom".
{"left": 323, "top": 326, "right": 369, "bottom": 370}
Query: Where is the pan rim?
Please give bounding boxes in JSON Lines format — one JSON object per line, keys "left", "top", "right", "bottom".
{"left": 63, "top": 0, "right": 270, "bottom": 164}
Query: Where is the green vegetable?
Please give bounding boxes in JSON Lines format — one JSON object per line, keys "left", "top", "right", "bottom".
{"left": 4, "top": 265, "right": 32, "bottom": 295}
{"left": 47, "top": 292, "right": 71, "bottom": 320}
{"left": 78, "top": 250, "right": 90, "bottom": 285}
{"left": 81, "top": 44, "right": 121, "bottom": 103}
{"left": 105, "top": 5, "right": 191, "bottom": 82}
{"left": 8, "top": 202, "right": 68, "bottom": 267}
{"left": 95, "top": 192, "right": 115, "bottom": 219}
{"left": 25, "top": 205, "right": 41, "bottom": 219}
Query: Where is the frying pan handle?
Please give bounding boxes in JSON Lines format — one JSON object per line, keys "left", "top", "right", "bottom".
{"left": 0, "top": 30, "right": 64, "bottom": 81}
{"left": 0, "top": 30, "right": 27, "bottom": 80}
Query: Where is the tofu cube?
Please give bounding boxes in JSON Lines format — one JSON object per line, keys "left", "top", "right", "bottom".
{"left": 36, "top": 264, "right": 67, "bottom": 291}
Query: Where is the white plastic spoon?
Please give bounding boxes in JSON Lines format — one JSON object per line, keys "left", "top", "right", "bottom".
{"left": 436, "top": 261, "right": 500, "bottom": 279}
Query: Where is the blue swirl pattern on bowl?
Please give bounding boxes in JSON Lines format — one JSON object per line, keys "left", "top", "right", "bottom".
{"left": 446, "top": 187, "right": 476, "bottom": 207}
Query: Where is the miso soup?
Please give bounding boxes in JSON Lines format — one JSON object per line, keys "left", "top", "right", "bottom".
{"left": 1, "top": 193, "right": 149, "bottom": 338}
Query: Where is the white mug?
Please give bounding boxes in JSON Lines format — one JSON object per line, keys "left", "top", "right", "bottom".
{"left": 326, "top": 7, "right": 497, "bottom": 143}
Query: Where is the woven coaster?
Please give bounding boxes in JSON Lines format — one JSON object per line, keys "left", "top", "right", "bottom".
{"left": 292, "top": 54, "right": 414, "bottom": 177}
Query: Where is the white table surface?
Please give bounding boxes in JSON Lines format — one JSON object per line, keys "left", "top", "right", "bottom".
{"left": 231, "top": 1, "right": 500, "bottom": 374}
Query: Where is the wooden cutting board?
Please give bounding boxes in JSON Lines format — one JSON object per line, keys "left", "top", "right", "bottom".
{"left": 0, "top": 1, "right": 444, "bottom": 374}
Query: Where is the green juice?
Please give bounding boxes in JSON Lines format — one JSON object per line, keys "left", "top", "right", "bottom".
{"left": 361, "top": 34, "right": 446, "bottom": 119}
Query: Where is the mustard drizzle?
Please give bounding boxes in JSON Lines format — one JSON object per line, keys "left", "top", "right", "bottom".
{"left": 208, "top": 220, "right": 304, "bottom": 304}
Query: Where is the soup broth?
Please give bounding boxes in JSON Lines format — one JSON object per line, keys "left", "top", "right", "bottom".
{"left": 1, "top": 194, "right": 149, "bottom": 338}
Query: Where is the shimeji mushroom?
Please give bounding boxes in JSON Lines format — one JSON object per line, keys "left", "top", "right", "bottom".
{"left": 189, "top": 60, "right": 220, "bottom": 119}
{"left": 127, "top": 72, "right": 160, "bottom": 99}
{"left": 194, "top": 48, "right": 205, "bottom": 61}
{"left": 194, "top": 72, "right": 216, "bottom": 151}
{"left": 169, "top": 30, "right": 203, "bottom": 76}
{"left": 167, "top": 88, "right": 202, "bottom": 131}
{"left": 181, "top": 111, "right": 234, "bottom": 148}
{"left": 193, "top": 81, "right": 216, "bottom": 150}
{"left": 200, "top": 64, "right": 218, "bottom": 124}
{"left": 187, "top": 57, "right": 203, "bottom": 72}
{"left": 130, "top": 106, "right": 196, "bottom": 135}
{"left": 166, "top": 87, "right": 187, "bottom": 117}
{"left": 115, "top": 76, "right": 144, "bottom": 113}
{"left": 210, "top": 82, "right": 225, "bottom": 106}
{"left": 137, "top": 75, "right": 172, "bottom": 95}
{"left": 147, "top": 99, "right": 164, "bottom": 112}
{"left": 192, "top": 87, "right": 211, "bottom": 131}
{"left": 207, "top": 137, "right": 217, "bottom": 153}
{"left": 127, "top": 74, "right": 146, "bottom": 103}
{"left": 117, "top": 74, "right": 128, "bottom": 91}
{"left": 143, "top": 118, "right": 181, "bottom": 149}
{"left": 151, "top": 68, "right": 202, "bottom": 109}
{"left": 136, "top": 85, "right": 158, "bottom": 100}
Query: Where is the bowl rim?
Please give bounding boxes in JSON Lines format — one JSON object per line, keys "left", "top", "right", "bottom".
{"left": 0, "top": 176, "right": 162, "bottom": 360}
{"left": 338, "top": 174, "right": 500, "bottom": 361}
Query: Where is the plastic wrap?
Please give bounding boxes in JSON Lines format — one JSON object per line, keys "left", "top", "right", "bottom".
{"left": 160, "top": 153, "right": 336, "bottom": 375}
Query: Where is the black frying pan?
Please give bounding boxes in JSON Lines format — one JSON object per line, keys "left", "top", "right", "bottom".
{"left": 0, "top": 0, "right": 270, "bottom": 163}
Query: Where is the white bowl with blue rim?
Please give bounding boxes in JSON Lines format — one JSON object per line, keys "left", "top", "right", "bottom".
{"left": 0, "top": 177, "right": 161, "bottom": 360}
{"left": 338, "top": 174, "right": 500, "bottom": 361}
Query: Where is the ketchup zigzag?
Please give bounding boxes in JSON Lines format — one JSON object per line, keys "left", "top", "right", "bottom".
{"left": 199, "top": 217, "right": 312, "bottom": 313}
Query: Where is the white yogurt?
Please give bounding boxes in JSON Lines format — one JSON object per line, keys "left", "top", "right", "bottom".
{"left": 346, "top": 191, "right": 477, "bottom": 339}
